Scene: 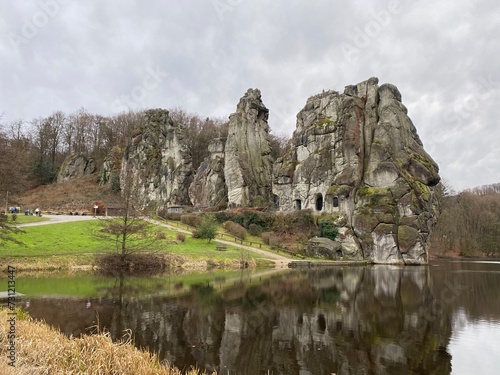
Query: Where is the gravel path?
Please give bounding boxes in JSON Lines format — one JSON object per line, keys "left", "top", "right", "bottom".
{"left": 18, "top": 214, "right": 98, "bottom": 227}
{"left": 146, "top": 218, "right": 291, "bottom": 267}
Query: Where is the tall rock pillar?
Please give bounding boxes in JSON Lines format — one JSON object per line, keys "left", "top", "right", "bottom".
{"left": 224, "top": 89, "right": 273, "bottom": 208}
{"left": 121, "top": 109, "right": 193, "bottom": 211}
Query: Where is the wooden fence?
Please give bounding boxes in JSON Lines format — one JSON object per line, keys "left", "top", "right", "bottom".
{"left": 163, "top": 220, "right": 305, "bottom": 259}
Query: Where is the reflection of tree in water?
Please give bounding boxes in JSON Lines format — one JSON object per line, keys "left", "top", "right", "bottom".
{"left": 25, "top": 266, "right": 465, "bottom": 374}
{"left": 430, "top": 260, "right": 500, "bottom": 321}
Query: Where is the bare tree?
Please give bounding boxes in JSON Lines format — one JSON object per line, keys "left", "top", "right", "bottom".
{"left": 430, "top": 191, "right": 500, "bottom": 257}
{"left": 269, "top": 132, "right": 291, "bottom": 160}
{"left": 67, "top": 108, "right": 94, "bottom": 154}
{"left": 170, "top": 108, "right": 228, "bottom": 170}
{"left": 103, "top": 110, "right": 146, "bottom": 150}
{"left": 0, "top": 129, "right": 11, "bottom": 193}
{"left": 0, "top": 119, "right": 32, "bottom": 192}
{"left": 46, "top": 111, "right": 65, "bottom": 167}
{"left": 62, "top": 112, "right": 75, "bottom": 155}
{"left": 31, "top": 114, "right": 63, "bottom": 184}
{"left": 95, "top": 161, "right": 164, "bottom": 263}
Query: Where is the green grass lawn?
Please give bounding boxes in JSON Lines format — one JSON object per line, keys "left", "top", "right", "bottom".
{"left": 2, "top": 220, "right": 110, "bottom": 255}
{"left": 5, "top": 214, "right": 49, "bottom": 225}
{"left": 0, "top": 219, "right": 267, "bottom": 264}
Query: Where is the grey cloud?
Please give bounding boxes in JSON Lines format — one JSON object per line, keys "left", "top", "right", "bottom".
{"left": 1, "top": 0, "right": 499, "bottom": 190}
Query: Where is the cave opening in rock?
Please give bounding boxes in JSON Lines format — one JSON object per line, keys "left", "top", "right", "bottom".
{"left": 295, "top": 199, "right": 302, "bottom": 210}
{"left": 315, "top": 193, "right": 323, "bottom": 211}
{"left": 317, "top": 314, "right": 326, "bottom": 333}
{"left": 333, "top": 196, "right": 339, "bottom": 208}
{"left": 273, "top": 194, "right": 280, "bottom": 210}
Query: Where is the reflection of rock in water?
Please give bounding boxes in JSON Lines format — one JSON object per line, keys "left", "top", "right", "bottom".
{"left": 25, "top": 268, "right": 453, "bottom": 375}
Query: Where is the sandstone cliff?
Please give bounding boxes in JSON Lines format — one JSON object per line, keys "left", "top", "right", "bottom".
{"left": 273, "top": 77, "right": 440, "bottom": 264}
{"left": 224, "top": 89, "right": 274, "bottom": 207}
{"left": 188, "top": 138, "right": 227, "bottom": 208}
{"left": 121, "top": 109, "right": 193, "bottom": 210}
{"left": 57, "top": 153, "right": 96, "bottom": 182}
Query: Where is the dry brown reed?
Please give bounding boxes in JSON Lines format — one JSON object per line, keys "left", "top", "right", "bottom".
{"left": 0, "top": 309, "right": 215, "bottom": 375}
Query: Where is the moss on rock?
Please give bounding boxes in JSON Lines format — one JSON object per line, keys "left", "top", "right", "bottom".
{"left": 398, "top": 225, "right": 419, "bottom": 252}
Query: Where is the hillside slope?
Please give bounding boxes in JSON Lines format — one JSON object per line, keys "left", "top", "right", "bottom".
{"left": 13, "top": 175, "right": 122, "bottom": 213}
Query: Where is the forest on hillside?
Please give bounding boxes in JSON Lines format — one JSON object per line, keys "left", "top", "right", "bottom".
{"left": 0, "top": 109, "right": 289, "bottom": 195}
{"left": 430, "top": 183, "right": 500, "bottom": 257}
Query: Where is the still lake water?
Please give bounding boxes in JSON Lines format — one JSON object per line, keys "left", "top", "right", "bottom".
{"left": 13, "top": 260, "right": 500, "bottom": 375}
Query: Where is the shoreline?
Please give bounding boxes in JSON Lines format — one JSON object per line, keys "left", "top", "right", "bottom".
{"left": 0, "top": 254, "right": 276, "bottom": 274}
{"left": 0, "top": 309, "right": 212, "bottom": 374}
{"left": 3, "top": 254, "right": 493, "bottom": 275}
{"left": 7, "top": 214, "right": 486, "bottom": 273}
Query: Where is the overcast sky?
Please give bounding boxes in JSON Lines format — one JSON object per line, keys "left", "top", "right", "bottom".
{"left": 0, "top": 0, "right": 499, "bottom": 191}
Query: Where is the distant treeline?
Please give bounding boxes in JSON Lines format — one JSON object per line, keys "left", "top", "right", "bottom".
{"left": 463, "top": 183, "right": 500, "bottom": 195}
{"left": 430, "top": 185, "right": 500, "bottom": 257}
{"left": 0, "top": 109, "right": 289, "bottom": 195}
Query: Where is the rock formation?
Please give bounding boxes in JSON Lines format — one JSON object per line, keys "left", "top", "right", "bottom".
{"left": 99, "top": 146, "right": 122, "bottom": 191}
{"left": 188, "top": 138, "right": 227, "bottom": 208}
{"left": 57, "top": 153, "right": 96, "bottom": 182}
{"left": 306, "top": 237, "right": 343, "bottom": 259}
{"left": 224, "top": 89, "right": 274, "bottom": 208}
{"left": 273, "top": 77, "right": 440, "bottom": 264}
{"left": 107, "top": 79, "right": 439, "bottom": 264}
{"left": 121, "top": 109, "right": 193, "bottom": 210}
{"left": 99, "top": 158, "right": 112, "bottom": 186}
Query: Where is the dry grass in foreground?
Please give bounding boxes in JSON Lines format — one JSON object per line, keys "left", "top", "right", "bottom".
{"left": 0, "top": 309, "right": 215, "bottom": 375}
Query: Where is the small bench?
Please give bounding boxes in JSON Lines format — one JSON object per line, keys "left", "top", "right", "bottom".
{"left": 216, "top": 245, "right": 227, "bottom": 251}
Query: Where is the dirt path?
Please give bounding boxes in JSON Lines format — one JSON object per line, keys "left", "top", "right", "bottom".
{"left": 146, "top": 218, "right": 291, "bottom": 268}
